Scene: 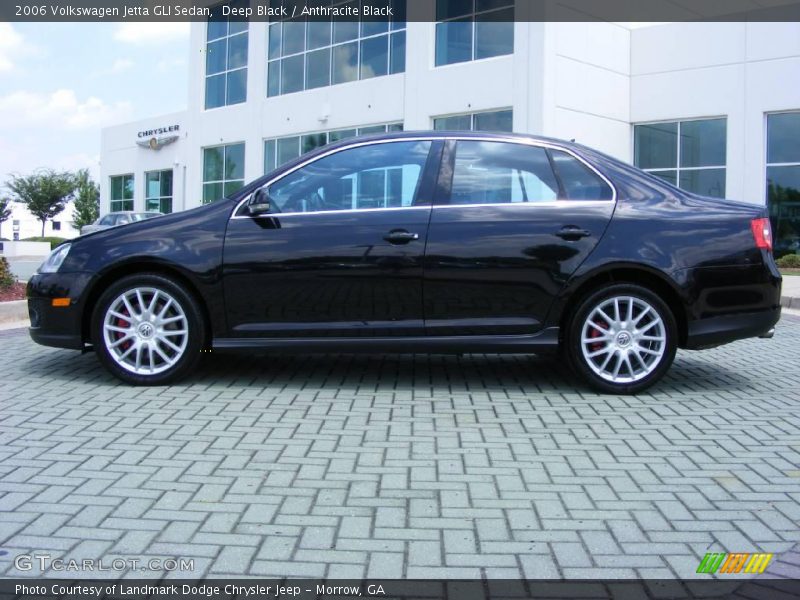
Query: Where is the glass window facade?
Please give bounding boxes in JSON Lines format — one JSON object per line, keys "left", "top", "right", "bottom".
{"left": 435, "top": 0, "right": 514, "bottom": 67}
{"left": 634, "top": 118, "right": 727, "bottom": 198}
{"left": 206, "top": 1, "right": 249, "bottom": 109}
{"left": 110, "top": 174, "right": 134, "bottom": 212}
{"left": 267, "top": 1, "right": 406, "bottom": 97}
{"left": 766, "top": 111, "right": 800, "bottom": 258}
{"left": 267, "top": 140, "right": 431, "bottom": 213}
{"left": 264, "top": 122, "right": 403, "bottom": 173}
{"left": 433, "top": 109, "right": 513, "bottom": 132}
{"left": 145, "top": 169, "right": 174, "bottom": 214}
{"left": 203, "top": 143, "right": 246, "bottom": 204}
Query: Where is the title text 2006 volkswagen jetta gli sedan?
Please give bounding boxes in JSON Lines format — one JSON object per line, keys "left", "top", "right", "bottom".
{"left": 27, "top": 132, "right": 782, "bottom": 394}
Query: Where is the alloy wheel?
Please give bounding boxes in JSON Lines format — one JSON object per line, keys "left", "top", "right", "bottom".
{"left": 102, "top": 287, "right": 189, "bottom": 375}
{"left": 580, "top": 295, "right": 667, "bottom": 384}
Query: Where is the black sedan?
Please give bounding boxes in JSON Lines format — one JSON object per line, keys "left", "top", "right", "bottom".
{"left": 27, "top": 132, "right": 782, "bottom": 393}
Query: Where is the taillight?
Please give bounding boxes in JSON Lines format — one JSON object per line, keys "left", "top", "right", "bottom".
{"left": 751, "top": 217, "right": 773, "bottom": 252}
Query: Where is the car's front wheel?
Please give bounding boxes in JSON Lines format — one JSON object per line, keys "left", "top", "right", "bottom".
{"left": 566, "top": 284, "right": 677, "bottom": 394}
{"left": 91, "top": 273, "right": 205, "bottom": 385}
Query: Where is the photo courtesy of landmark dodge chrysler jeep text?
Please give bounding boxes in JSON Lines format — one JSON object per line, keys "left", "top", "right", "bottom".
{"left": 26, "top": 132, "right": 782, "bottom": 394}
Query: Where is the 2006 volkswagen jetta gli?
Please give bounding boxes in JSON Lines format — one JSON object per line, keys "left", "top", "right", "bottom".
{"left": 27, "top": 132, "right": 782, "bottom": 393}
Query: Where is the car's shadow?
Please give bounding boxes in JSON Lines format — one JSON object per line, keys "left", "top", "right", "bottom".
{"left": 20, "top": 347, "right": 755, "bottom": 397}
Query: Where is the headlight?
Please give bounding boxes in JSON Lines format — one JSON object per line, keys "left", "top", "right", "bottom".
{"left": 38, "top": 243, "right": 72, "bottom": 274}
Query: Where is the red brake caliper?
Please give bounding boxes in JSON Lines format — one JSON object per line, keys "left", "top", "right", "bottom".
{"left": 117, "top": 307, "right": 132, "bottom": 351}
{"left": 589, "top": 319, "right": 607, "bottom": 352}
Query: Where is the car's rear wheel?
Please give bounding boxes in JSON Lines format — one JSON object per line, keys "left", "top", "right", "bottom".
{"left": 566, "top": 284, "right": 677, "bottom": 394}
{"left": 91, "top": 273, "right": 205, "bottom": 385}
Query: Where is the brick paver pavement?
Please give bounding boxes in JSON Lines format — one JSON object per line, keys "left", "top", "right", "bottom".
{"left": 1, "top": 314, "right": 799, "bottom": 580}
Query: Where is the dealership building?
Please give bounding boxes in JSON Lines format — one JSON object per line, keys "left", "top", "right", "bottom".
{"left": 100, "top": 12, "right": 800, "bottom": 255}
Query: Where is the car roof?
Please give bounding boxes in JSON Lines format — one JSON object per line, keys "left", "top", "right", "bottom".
{"left": 107, "top": 211, "right": 160, "bottom": 216}
{"left": 333, "top": 129, "right": 578, "bottom": 148}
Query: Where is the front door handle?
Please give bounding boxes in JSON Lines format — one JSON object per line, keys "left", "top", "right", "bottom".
{"left": 555, "top": 226, "right": 592, "bottom": 241}
{"left": 384, "top": 230, "right": 419, "bottom": 244}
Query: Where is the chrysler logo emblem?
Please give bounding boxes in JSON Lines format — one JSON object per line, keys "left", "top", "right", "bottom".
{"left": 136, "top": 134, "right": 179, "bottom": 151}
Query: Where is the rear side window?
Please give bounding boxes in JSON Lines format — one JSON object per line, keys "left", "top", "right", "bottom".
{"left": 550, "top": 149, "right": 614, "bottom": 200}
{"left": 449, "top": 141, "right": 560, "bottom": 205}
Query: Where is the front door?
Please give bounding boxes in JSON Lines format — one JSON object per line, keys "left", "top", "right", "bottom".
{"left": 423, "top": 139, "right": 616, "bottom": 336}
{"left": 223, "top": 139, "right": 440, "bottom": 337}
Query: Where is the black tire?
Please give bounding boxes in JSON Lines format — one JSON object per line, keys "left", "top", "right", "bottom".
{"left": 565, "top": 283, "right": 677, "bottom": 394}
{"left": 91, "top": 273, "right": 205, "bottom": 385}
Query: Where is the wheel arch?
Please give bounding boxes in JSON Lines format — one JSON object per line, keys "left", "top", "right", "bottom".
{"left": 81, "top": 260, "right": 213, "bottom": 348}
{"left": 556, "top": 263, "right": 689, "bottom": 347}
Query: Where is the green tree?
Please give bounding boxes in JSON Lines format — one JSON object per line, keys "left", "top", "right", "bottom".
{"left": 0, "top": 198, "right": 11, "bottom": 240}
{"left": 71, "top": 169, "right": 100, "bottom": 230}
{"left": 6, "top": 170, "right": 75, "bottom": 237}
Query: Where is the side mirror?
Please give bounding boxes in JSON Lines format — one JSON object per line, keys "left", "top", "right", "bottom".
{"left": 248, "top": 188, "right": 272, "bottom": 216}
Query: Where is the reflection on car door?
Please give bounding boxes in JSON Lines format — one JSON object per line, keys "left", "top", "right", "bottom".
{"left": 223, "top": 139, "right": 442, "bottom": 337}
{"left": 423, "top": 140, "right": 616, "bottom": 336}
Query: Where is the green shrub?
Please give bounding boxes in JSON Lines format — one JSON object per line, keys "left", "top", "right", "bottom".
{"left": 22, "top": 236, "right": 68, "bottom": 249}
{"left": 777, "top": 254, "right": 800, "bottom": 269}
{"left": 0, "top": 257, "right": 16, "bottom": 289}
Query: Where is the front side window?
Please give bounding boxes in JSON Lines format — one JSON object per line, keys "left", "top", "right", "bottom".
{"left": 206, "top": 1, "right": 249, "bottom": 109}
{"left": 110, "top": 174, "right": 134, "bottom": 212}
{"left": 145, "top": 169, "right": 173, "bottom": 214}
{"left": 264, "top": 122, "right": 404, "bottom": 173}
{"left": 766, "top": 111, "right": 800, "bottom": 258}
{"left": 265, "top": 140, "right": 431, "bottom": 214}
{"left": 448, "top": 142, "right": 612, "bottom": 205}
{"left": 267, "top": 1, "right": 406, "bottom": 97}
{"left": 435, "top": 0, "right": 514, "bottom": 67}
{"left": 203, "top": 143, "right": 245, "bottom": 204}
{"left": 433, "top": 109, "right": 512, "bottom": 133}
{"left": 634, "top": 118, "right": 727, "bottom": 198}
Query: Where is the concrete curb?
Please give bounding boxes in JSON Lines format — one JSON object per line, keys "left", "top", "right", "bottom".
{"left": 782, "top": 296, "right": 799, "bottom": 310}
{"left": 0, "top": 300, "right": 28, "bottom": 324}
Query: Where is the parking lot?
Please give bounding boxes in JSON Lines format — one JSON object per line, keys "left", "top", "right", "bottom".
{"left": 1, "top": 314, "right": 799, "bottom": 580}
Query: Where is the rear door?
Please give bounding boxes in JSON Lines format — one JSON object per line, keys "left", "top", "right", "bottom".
{"left": 423, "top": 139, "right": 616, "bottom": 336}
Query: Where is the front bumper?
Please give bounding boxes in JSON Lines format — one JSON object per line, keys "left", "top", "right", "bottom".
{"left": 27, "top": 272, "right": 94, "bottom": 350}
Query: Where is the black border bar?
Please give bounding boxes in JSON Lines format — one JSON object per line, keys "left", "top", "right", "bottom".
{"left": 4, "top": 0, "right": 800, "bottom": 22}
{"left": 3, "top": 579, "right": 800, "bottom": 600}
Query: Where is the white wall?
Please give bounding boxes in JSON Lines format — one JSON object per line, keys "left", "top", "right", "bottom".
{"left": 100, "top": 111, "right": 189, "bottom": 213}
{"left": 544, "top": 22, "right": 631, "bottom": 160}
{"left": 631, "top": 22, "right": 800, "bottom": 204}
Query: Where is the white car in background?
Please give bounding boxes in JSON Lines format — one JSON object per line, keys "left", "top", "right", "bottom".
{"left": 80, "top": 211, "right": 163, "bottom": 236}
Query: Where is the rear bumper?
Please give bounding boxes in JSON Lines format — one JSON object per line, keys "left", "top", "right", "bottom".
{"left": 685, "top": 306, "right": 782, "bottom": 350}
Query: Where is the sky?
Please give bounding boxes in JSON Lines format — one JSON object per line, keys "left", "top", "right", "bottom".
{"left": 0, "top": 22, "right": 190, "bottom": 194}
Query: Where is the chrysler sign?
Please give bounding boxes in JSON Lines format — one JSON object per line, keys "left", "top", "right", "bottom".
{"left": 136, "top": 124, "right": 181, "bottom": 150}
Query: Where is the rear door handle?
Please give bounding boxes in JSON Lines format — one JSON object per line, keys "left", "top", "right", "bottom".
{"left": 555, "top": 226, "right": 592, "bottom": 240}
{"left": 384, "top": 230, "right": 419, "bottom": 244}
